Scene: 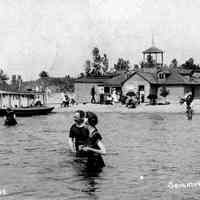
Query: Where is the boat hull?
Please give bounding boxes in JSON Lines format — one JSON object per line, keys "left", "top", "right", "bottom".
{"left": 0, "top": 106, "right": 54, "bottom": 117}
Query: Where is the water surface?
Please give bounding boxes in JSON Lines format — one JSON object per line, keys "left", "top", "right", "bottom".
{"left": 0, "top": 112, "right": 200, "bottom": 200}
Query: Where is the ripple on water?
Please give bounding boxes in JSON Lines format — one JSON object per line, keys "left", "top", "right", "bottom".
{"left": 0, "top": 113, "right": 200, "bottom": 200}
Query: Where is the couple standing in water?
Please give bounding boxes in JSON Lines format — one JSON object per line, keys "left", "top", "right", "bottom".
{"left": 68, "top": 110, "right": 106, "bottom": 171}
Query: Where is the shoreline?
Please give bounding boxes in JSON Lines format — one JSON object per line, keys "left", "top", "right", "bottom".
{"left": 50, "top": 101, "right": 200, "bottom": 114}
{"left": 47, "top": 93, "right": 200, "bottom": 114}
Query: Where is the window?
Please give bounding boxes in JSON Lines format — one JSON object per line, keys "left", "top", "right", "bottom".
{"left": 104, "top": 87, "right": 110, "bottom": 93}
{"left": 158, "top": 72, "right": 165, "bottom": 79}
{"left": 138, "top": 85, "right": 144, "bottom": 91}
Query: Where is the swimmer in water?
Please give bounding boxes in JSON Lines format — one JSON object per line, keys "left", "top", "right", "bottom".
{"left": 80, "top": 111, "right": 106, "bottom": 171}
{"left": 68, "top": 110, "right": 89, "bottom": 156}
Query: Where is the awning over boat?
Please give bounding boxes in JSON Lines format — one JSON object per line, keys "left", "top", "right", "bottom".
{"left": 0, "top": 90, "right": 45, "bottom": 96}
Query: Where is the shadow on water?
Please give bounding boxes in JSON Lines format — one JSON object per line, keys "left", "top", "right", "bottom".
{"left": 70, "top": 155, "right": 104, "bottom": 198}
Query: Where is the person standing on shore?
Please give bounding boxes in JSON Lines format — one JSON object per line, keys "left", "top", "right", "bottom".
{"left": 90, "top": 86, "right": 96, "bottom": 104}
{"left": 68, "top": 110, "right": 89, "bottom": 155}
{"left": 180, "top": 91, "right": 193, "bottom": 109}
{"left": 180, "top": 91, "right": 194, "bottom": 119}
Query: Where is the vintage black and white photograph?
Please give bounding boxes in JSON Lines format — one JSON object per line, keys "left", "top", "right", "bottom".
{"left": 0, "top": 0, "right": 200, "bottom": 199}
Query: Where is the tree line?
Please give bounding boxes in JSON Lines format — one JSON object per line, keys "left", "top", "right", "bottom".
{"left": 0, "top": 49, "right": 200, "bottom": 91}
{"left": 82, "top": 47, "right": 200, "bottom": 77}
{"left": 0, "top": 70, "right": 75, "bottom": 92}
{"left": 83, "top": 47, "right": 131, "bottom": 77}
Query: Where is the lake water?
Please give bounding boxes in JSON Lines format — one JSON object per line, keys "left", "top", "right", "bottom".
{"left": 0, "top": 111, "right": 200, "bottom": 200}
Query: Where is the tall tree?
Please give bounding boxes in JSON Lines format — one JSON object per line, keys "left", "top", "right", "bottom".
{"left": 181, "top": 57, "right": 198, "bottom": 70}
{"left": 0, "top": 69, "right": 9, "bottom": 90}
{"left": 10, "top": 74, "right": 23, "bottom": 91}
{"left": 39, "top": 70, "right": 49, "bottom": 92}
{"left": 102, "top": 54, "right": 109, "bottom": 72}
{"left": 39, "top": 70, "right": 49, "bottom": 78}
{"left": 17, "top": 75, "right": 23, "bottom": 90}
{"left": 84, "top": 47, "right": 109, "bottom": 76}
{"left": 0, "top": 69, "right": 9, "bottom": 83}
{"left": 92, "top": 47, "right": 101, "bottom": 63}
{"left": 91, "top": 47, "right": 103, "bottom": 76}
{"left": 84, "top": 60, "right": 91, "bottom": 76}
{"left": 170, "top": 58, "right": 178, "bottom": 68}
{"left": 114, "top": 58, "right": 130, "bottom": 72}
{"left": 11, "top": 75, "right": 17, "bottom": 85}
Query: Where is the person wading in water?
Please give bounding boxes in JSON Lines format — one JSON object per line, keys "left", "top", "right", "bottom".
{"left": 180, "top": 91, "right": 193, "bottom": 119}
{"left": 80, "top": 111, "right": 106, "bottom": 171}
{"left": 68, "top": 110, "right": 89, "bottom": 156}
{"left": 4, "top": 108, "right": 17, "bottom": 126}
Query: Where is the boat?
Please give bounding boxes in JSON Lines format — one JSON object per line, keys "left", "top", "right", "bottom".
{"left": 0, "top": 90, "right": 54, "bottom": 117}
{"left": 0, "top": 106, "right": 54, "bottom": 117}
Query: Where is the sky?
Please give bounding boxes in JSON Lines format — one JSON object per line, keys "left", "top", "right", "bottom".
{"left": 1, "top": 0, "right": 200, "bottom": 80}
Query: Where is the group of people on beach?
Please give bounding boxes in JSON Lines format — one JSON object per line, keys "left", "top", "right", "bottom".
{"left": 61, "top": 93, "right": 76, "bottom": 107}
{"left": 90, "top": 85, "right": 145, "bottom": 108}
{"left": 68, "top": 110, "right": 106, "bottom": 171}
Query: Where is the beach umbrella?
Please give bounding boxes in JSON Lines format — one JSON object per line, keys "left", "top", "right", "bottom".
{"left": 126, "top": 91, "right": 136, "bottom": 96}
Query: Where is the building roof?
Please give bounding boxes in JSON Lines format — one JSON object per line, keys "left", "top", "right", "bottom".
{"left": 75, "top": 68, "right": 200, "bottom": 87}
{"left": 0, "top": 90, "right": 45, "bottom": 96}
{"left": 75, "top": 76, "right": 113, "bottom": 84}
{"left": 176, "top": 68, "right": 194, "bottom": 76}
{"left": 157, "top": 69, "right": 187, "bottom": 85}
{"left": 143, "top": 46, "right": 164, "bottom": 54}
{"left": 102, "top": 72, "right": 134, "bottom": 87}
{"left": 136, "top": 71, "right": 158, "bottom": 84}
{"left": 157, "top": 66, "right": 171, "bottom": 74}
{"left": 123, "top": 68, "right": 200, "bottom": 86}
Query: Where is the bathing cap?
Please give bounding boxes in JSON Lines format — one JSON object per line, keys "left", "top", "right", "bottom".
{"left": 86, "top": 111, "right": 98, "bottom": 126}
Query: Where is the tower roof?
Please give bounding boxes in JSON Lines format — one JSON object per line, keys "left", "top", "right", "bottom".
{"left": 143, "top": 46, "right": 164, "bottom": 54}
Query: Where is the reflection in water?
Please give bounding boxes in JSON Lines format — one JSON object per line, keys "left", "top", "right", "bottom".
{"left": 72, "top": 156, "right": 103, "bottom": 198}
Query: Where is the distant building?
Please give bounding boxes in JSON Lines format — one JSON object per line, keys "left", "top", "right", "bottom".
{"left": 121, "top": 68, "right": 200, "bottom": 103}
{"left": 121, "top": 44, "right": 200, "bottom": 103}
{"left": 74, "top": 75, "right": 114, "bottom": 103}
{"left": 74, "top": 45, "right": 200, "bottom": 104}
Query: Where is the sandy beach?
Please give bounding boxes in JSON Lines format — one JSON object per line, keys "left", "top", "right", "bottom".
{"left": 46, "top": 92, "right": 200, "bottom": 113}
{"left": 50, "top": 101, "right": 200, "bottom": 114}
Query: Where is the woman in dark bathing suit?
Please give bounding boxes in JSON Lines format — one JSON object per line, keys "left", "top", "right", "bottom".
{"left": 80, "top": 111, "right": 106, "bottom": 171}
{"left": 4, "top": 108, "right": 17, "bottom": 126}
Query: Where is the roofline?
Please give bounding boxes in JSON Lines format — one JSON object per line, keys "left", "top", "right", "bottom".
{"left": 119, "top": 72, "right": 138, "bottom": 85}
{"left": 120, "top": 71, "right": 156, "bottom": 85}
{"left": 142, "top": 51, "right": 164, "bottom": 54}
{"left": 0, "top": 90, "right": 45, "bottom": 96}
{"left": 75, "top": 80, "right": 106, "bottom": 83}
{"left": 74, "top": 76, "right": 116, "bottom": 83}
{"left": 137, "top": 72, "right": 156, "bottom": 84}
{"left": 151, "top": 83, "right": 200, "bottom": 86}
{"left": 142, "top": 46, "right": 164, "bottom": 54}
{"left": 100, "top": 83, "right": 122, "bottom": 87}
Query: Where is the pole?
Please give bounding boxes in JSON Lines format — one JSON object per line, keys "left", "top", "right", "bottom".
{"left": 8, "top": 95, "right": 11, "bottom": 107}
{"left": 18, "top": 95, "right": 21, "bottom": 107}
{"left": 0, "top": 93, "right": 2, "bottom": 108}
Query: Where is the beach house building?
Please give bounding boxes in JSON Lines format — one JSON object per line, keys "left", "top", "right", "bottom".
{"left": 121, "top": 68, "right": 200, "bottom": 103}
{"left": 74, "top": 75, "right": 116, "bottom": 103}
{"left": 74, "top": 44, "right": 200, "bottom": 104}
{"left": 121, "top": 45, "right": 200, "bottom": 103}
